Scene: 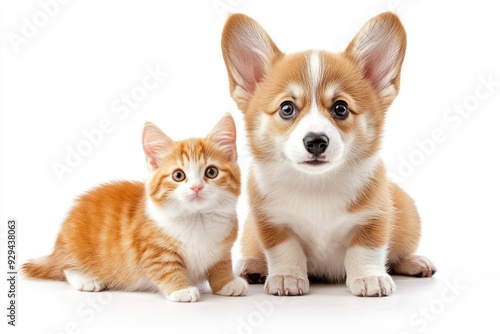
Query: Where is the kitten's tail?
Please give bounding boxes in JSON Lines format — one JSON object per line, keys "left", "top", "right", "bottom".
{"left": 21, "top": 253, "right": 66, "bottom": 280}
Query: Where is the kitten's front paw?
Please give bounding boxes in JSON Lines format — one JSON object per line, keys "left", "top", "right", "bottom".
{"left": 348, "top": 274, "right": 395, "bottom": 297}
{"left": 265, "top": 274, "right": 309, "bottom": 296}
{"left": 216, "top": 277, "right": 248, "bottom": 296}
{"left": 167, "top": 286, "right": 200, "bottom": 302}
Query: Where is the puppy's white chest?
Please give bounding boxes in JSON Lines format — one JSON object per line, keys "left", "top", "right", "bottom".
{"left": 254, "top": 162, "right": 377, "bottom": 280}
{"left": 266, "top": 191, "right": 356, "bottom": 279}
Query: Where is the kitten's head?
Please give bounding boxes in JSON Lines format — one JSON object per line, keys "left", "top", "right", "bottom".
{"left": 143, "top": 113, "right": 240, "bottom": 213}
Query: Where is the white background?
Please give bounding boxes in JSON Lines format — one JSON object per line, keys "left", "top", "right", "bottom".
{"left": 1, "top": 0, "right": 500, "bottom": 333}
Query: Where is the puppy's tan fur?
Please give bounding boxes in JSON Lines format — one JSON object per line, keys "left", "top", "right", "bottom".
{"left": 222, "top": 12, "right": 435, "bottom": 297}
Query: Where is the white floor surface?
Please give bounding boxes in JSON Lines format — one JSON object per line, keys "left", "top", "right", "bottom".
{"left": 11, "top": 268, "right": 498, "bottom": 334}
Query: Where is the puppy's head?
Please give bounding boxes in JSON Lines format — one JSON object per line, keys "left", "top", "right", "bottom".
{"left": 221, "top": 12, "right": 406, "bottom": 175}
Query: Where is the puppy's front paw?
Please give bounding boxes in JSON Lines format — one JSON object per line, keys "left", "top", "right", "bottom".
{"left": 216, "top": 277, "right": 248, "bottom": 296}
{"left": 265, "top": 274, "right": 309, "bottom": 296}
{"left": 167, "top": 286, "right": 200, "bottom": 302}
{"left": 348, "top": 274, "right": 395, "bottom": 297}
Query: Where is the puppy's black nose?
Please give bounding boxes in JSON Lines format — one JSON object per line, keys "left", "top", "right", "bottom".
{"left": 303, "top": 133, "right": 329, "bottom": 156}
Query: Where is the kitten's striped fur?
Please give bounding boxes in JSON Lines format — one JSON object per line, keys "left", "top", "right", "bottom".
{"left": 22, "top": 114, "right": 247, "bottom": 302}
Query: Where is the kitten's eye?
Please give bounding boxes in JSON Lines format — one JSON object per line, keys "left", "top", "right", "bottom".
{"left": 205, "top": 166, "right": 218, "bottom": 179}
{"left": 332, "top": 100, "right": 349, "bottom": 120}
{"left": 279, "top": 101, "right": 297, "bottom": 119}
{"left": 172, "top": 170, "right": 186, "bottom": 182}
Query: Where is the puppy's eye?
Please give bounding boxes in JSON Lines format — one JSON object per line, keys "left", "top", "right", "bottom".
{"left": 205, "top": 166, "right": 218, "bottom": 179}
{"left": 332, "top": 100, "right": 349, "bottom": 120}
{"left": 172, "top": 170, "right": 186, "bottom": 182}
{"left": 279, "top": 101, "right": 297, "bottom": 119}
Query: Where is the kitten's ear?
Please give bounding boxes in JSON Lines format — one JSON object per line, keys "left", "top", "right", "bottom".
{"left": 344, "top": 12, "right": 406, "bottom": 106}
{"left": 207, "top": 113, "right": 237, "bottom": 162}
{"left": 142, "top": 122, "right": 174, "bottom": 170}
{"left": 221, "top": 14, "right": 283, "bottom": 111}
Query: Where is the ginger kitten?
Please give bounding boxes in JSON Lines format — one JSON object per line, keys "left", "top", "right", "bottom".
{"left": 23, "top": 113, "right": 248, "bottom": 302}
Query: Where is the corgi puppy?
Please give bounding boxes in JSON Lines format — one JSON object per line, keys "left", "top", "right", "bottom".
{"left": 221, "top": 12, "right": 436, "bottom": 297}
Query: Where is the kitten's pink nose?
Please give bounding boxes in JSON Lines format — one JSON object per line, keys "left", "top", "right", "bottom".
{"left": 190, "top": 185, "right": 204, "bottom": 194}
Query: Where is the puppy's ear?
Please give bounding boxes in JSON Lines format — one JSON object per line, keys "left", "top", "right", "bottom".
{"left": 221, "top": 14, "right": 283, "bottom": 111}
{"left": 345, "top": 12, "right": 406, "bottom": 106}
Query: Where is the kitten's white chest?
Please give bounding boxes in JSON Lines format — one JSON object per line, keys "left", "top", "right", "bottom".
{"left": 178, "top": 213, "right": 232, "bottom": 283}
{"left": 155, "top": 209, "right": 233, "bottom": 284}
